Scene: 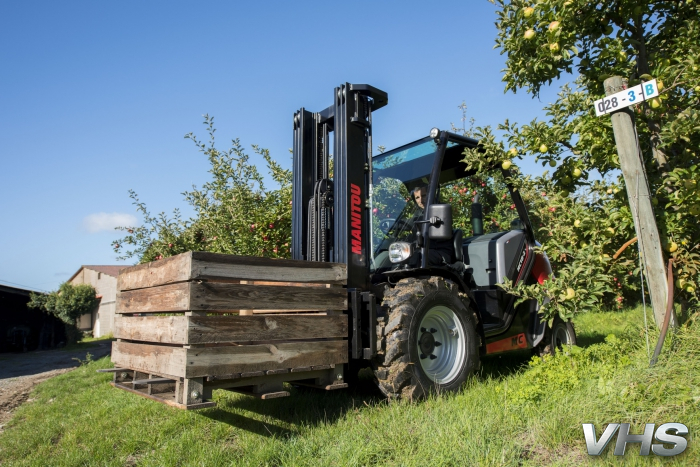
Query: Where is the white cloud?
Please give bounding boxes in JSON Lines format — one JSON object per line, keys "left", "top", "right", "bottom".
{"left": 83, "top": 212, "right": 138, "bottom": 233}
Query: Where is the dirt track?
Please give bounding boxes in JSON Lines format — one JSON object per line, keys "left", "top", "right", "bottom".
{"left": 0, "top": 341, "right": 111, "bottom": 431}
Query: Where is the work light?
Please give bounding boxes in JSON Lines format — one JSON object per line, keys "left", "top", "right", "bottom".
{"left": 389, "top": 242, "right": 413, "bottom": 263}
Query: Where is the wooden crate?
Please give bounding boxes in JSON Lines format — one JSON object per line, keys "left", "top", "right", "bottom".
{"left": 110, "top": 252, "right": 349, "bottom": 409}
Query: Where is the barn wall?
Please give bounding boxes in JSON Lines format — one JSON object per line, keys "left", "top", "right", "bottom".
{"left": 0, "top": 286, "right": 66, "bottom": 352}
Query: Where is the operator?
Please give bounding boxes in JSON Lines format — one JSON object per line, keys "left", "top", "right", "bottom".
{"left": 411, "top": 186, "right": 455, "bottom": 267}
{"left": 413, "top": 186, "right": 427, "bottom": 210}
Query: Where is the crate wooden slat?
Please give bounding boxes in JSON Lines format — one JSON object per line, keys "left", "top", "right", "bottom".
{"left": 116, "top": 281, "right": 347, "bottom": 314}
{"left": 112, "top": 340, "right": 347, "bottom": 378}
{"left": 114, "top": 315, "right": 348, "bottom": 345}
{"left": 114, "top": 315, "right": 189, "bottom": 344}
{"left": 117, "top": 251, "right": 347, "bottom": 291}
{"left": 110, "top": 251, "right": 349, "bottom": 409}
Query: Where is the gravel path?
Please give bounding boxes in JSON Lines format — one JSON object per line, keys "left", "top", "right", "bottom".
{"left": 0, "top": 341, "right": 112, "bottom": 431}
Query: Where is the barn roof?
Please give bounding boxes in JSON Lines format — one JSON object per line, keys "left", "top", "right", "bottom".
{"left": 68, "top": 265, "right": 127, "bottom": 283}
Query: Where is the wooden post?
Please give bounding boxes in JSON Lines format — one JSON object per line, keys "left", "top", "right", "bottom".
{"left": 604, "top": 76, "right": 668, "bottom": 327}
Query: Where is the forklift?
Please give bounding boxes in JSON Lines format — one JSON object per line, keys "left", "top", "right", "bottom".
{"left": 292, "top": 83, "right": 576, "bottom": 399}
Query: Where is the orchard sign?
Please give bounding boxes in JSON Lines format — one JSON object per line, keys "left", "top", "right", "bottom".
{"left": 594, "top": 79, "right": 659, "bottom": 117}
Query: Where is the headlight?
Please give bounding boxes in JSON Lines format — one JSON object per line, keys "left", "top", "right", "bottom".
{"left": 389, "top": 242, "right": 413, "bottom": 263}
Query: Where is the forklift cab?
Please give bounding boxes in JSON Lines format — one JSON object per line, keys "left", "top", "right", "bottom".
{"left": 370, "top": 130, "right": 534, "bottom": 274}
{"left": 370, "top": 129, "right": 539, "bottom": 332}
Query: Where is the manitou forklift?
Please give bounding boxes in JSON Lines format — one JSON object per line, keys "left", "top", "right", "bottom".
{"left": 292, "top": 84, "right": 576, "bottom": 399}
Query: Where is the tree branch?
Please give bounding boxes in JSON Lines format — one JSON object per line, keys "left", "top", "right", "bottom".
{"left": 634, "top": 14, "right": 669, "bottom": 173}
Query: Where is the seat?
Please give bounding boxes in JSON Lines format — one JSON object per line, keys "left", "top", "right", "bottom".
{"left": 427, "top": 229, "right": 471, "bottom": 273}
{"left": 510, "top": 217, "right": 525, "bottom": 230}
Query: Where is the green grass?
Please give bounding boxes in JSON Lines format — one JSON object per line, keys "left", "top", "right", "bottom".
{"left": 1, "top": 306, "right": 698, "bottom": 466}
{"left": 60, "top": 334, "right": 114, "bottom": 353}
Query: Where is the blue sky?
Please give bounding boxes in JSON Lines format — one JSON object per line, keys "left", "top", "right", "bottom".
{"left": 0, "top": 1, "right": 563, "bottom": 292}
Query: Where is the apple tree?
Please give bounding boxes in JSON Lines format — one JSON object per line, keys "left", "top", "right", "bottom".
{"left": 28, "top": 283, "right": 100, "bottom": 343}
{"left": 113, "top": 115, "right": 292, "bottom": 263}
{"left": 463, "top": 0, "right": 700, "bottom": 319}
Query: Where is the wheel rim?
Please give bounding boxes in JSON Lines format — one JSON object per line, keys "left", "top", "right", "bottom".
{"left": 416, "top": 305, "right": 465, "bottom": 384}
{"left": 552, "top": 323, "right": 572, "bottom": 351}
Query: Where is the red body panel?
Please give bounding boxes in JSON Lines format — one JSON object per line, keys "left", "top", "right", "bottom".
{"left": 530, "top": 252, "right": 552, "bottom": 285}
{"left": 485, "top": 333, "right": 528, "bottom": 354}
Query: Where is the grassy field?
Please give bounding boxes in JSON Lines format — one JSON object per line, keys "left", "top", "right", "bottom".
{"left": 0, "top": 305, "right": 697, "bottom": 466}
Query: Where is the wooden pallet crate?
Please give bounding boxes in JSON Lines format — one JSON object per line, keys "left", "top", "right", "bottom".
{"left": 110, "top": 252, "right": 349, "bottom": 409}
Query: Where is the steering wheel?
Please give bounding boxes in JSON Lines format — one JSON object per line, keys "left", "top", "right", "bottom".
{"left": 379, "top": 218, "right": 396, "bottom": 234}
{"left": 379, "top": 218, "right": 411, "bottom": 234}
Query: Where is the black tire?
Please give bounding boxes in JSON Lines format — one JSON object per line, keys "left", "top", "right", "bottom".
{"left": 372, "top": 276, "right": 480, "bottom": 400}
{"left": 537, "top": 316, "right": 577, "bottom": 356}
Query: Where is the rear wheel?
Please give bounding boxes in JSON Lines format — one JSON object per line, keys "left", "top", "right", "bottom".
{"left": 373, "top": 277, "right": 480, "bottom": 400}
{"left": 537, "top": 316, "right": 577, "bottom": 355}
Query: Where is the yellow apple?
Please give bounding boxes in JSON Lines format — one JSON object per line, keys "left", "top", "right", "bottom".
{"left": 539, "top": 144, "right": 548, "bottom": 153}
{"left": 572, "top": 168, "right": 582, "bottom": 177}
{"left": 549, "top": 43, "right": 560, "bottom": 52}
{"left": 508, "top": 147, "right": 518, "bottom": 157}
{"left": 574, "top": 219, "right": 581, "bottom": 227}
{"left": 524, "top": 29, "right": 536, "bottom": 40}
{"left": 548, "top": 21, "right": 560, "bottom": 32}
{"left": 523, "top": 7, "right": 535, "bottom": 17}
{"left": 502, "top": 159, "right": 513, "bottom": 170}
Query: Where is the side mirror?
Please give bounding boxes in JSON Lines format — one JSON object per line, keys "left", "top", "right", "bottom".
{"left": 427, "top": 204, "right": 453, "bottom": 240}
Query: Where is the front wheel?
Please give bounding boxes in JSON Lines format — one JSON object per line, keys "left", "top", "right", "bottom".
{"left": 373, "top": 277, "right": 480, "bottom": 400}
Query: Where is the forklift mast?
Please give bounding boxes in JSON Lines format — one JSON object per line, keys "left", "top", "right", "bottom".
{"left": 292, "top": 83, "right": 387, "bottom": 290}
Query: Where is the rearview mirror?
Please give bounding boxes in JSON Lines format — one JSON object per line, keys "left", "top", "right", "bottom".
{"left": 427, "top": 204, "right": 452, "bottom": 240}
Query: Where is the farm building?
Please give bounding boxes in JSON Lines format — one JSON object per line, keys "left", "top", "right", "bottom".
{"left": 68, "top": 265, "right": 126, "bottom": 338}
{"left": 0, "top": 284, "right": 66, "bottom": 352}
